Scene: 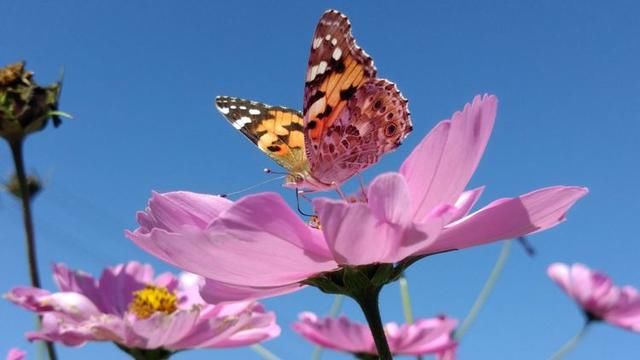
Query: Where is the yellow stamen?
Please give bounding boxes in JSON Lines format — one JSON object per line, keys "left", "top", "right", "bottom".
{"left": 128, "top": 285, "right": 178, "bottom": 319}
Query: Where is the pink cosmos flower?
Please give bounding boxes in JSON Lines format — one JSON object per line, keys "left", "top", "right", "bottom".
{"left": 548, "top": 263, "right": 640, "bottom": 331}
{"left": 293, "top": 312, "right": 457, "bottom": 358}
{"left": 5, "top": 349, "right": 25, "bottom": 360}
{"left": 5, "top": 262, "right": 280, "bottom": 353}
{"left": 127, "top": 94, "right": 588, "bottom": 302}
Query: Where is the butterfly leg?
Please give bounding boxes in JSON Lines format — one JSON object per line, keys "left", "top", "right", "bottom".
{"left": 295, "top": 188, "right": 314, "bottom": 217}
{"left": 357, "top": 173, "right": 368, "bottom": 202}
{"left": 331, "top": 182, "right": 349, "bottom": 202}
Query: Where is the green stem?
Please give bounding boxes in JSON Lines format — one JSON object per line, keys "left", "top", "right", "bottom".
{"left": 312, "top": 295, "right": 345, "bottom": 360}
{"left": 9, "top": 139, "right": 58, "bottom": 360}
{"left": 250, "top": 344, "right": 282, "bottom": 360}
{"left": 454, "top": 240, "right": 512, "bottom": 340}
{"left": 399, "top": 275, "right": 423, "bottom": 360}
{"left": 399, "top": 275, "right": 414, "bottom": 325}
{"left": 353, "top": 287, "right": 392, "bottom": 360}
{"left": 548, "top": 322, "right": 590, "bottom": 360}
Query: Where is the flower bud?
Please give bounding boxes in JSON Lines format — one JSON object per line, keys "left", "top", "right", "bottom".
{"left": 0, "top": 61, "right": 64, "bottom": 142}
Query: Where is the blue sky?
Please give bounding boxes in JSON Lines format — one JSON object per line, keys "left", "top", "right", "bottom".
{"left": 1, "top": 1, "right": 639, "bottom": 359}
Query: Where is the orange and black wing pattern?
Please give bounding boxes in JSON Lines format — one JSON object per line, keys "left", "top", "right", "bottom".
{"left": 215, "top": 96, "right": 307, "bottom": 172}
{"left": 303, "top": 10, "right": 376, "bottom": 145}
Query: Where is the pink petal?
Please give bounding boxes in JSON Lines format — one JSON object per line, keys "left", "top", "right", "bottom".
{"left": 173, "top": 305, "right": 280, "bottom": 348}
{"left": 547, "top": 263, "right": 573, "bottom": 296}
{"left": 26, "top": 313, "right": 93, "bottom": 346}
{"left": 200, "top": 278, "right": 303, "bottom": 303}
{"left": 5, "top": 287, "right": 52, "bottom": 312}
{"left": 606, "top": 288, "right": 640, "bottom": 331}
{"left": 401, "top": 95, "right": 497, "bottom": 221}
{"left": 52, "top": 263, "right": 106, "bottom": 313}
{"left": 367, "top": 173, "right": 412, "bottom": 226}
{"left": 98, "top": 262, "right": 153, "bottom": 316}
{"left": 293, "top": 312, "right": 375, "bottom": 354}
{"left": 437, "top": 346, "right": 458, "bottom": 360}
{"left": 131, "top": 311, "right": 200, "bottom": 349}
{"left": 129, "top": 193, "right": 337, "bottom": 287}
{"left": 6, "top": 348, "right": 26, "bottom": 360}
{"left": 424, "top": 186, "right": 588, "bottom": 254}
{"left": 448, "top": 187, "right": 484, "bottom": 223}
{"left": 139, "top": 191, "right": 233, "bottom": 232}
{"left": 176, "top": 272, "right": 205, "bottom": 308}
{"left": 37, "top": 292, "right": 102, "bottom": 321}
{"left": 548, "top": 263, "right": 640, "bottom": 332}
{"left": 387, "top": 317, "right": 457, "bottom": 355}
{"left": 313, "top": 198, "right": 403, "bottom": 265}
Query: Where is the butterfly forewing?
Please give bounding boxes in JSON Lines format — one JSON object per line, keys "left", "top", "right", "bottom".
{"left": 303, "top": 10, "right": 377, "bottom": 150}
{"left": 215, "top": 96, "right": 307, "bottom": 172}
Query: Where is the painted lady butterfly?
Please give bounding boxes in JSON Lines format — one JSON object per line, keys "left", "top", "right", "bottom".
{"left": 215, "top": 10, "right": 412, "bottom": 191}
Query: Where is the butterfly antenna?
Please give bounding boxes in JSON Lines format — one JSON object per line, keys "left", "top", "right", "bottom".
{"left": 219, "top": 174, "right": 286, "bottom": 198}
{"left": 295, "top": 189, "right": 314, "bottom": 217}
{"left": 263, "top": 168, "right": 289, "bottom": 176}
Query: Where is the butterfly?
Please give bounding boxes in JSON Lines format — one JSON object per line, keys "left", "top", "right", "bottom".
{"left": 215, "top": 10, "right": 412, "bottom": 192}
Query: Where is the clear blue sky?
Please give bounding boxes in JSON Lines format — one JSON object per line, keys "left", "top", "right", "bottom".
{"left": 1, "top": 1, "right": 639, "bottom": 359}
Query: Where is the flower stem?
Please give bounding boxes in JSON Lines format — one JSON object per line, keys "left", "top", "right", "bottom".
{"left": 399, "top": 274, "right": 414, "bottom": 325}
{"left": 353, "top": 287, "right": 392, "bottom": 360}
{"left": 454, "top": 240, "right": 512, "bottom": 340}
{"left": 9, "top": 139, "right": 57, "bottom": 360}
{"left": 250, "top": 344, "right": 282, "bottom": 360}
{"left": 312, "top": 295, "right": 344, "bottom": 360}
{"left": 399, "top": 274, "right": 423, "bottom": 360}
{"left": 548, "top": 322, "right": 591, "bottom": 360}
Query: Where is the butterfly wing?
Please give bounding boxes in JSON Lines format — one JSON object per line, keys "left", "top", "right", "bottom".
{"left": 215, "top": 96, "right": 307, "bottom": 172}
{"left": 303, "top": 10, "right": 412, "bottom": 185}
{"left": 307, "top": 79, "right": 412, "bottom": 184}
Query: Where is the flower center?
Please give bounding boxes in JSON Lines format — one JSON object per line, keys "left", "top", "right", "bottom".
{"left": 128, "top": 285, "right": 178, "bottom": 319}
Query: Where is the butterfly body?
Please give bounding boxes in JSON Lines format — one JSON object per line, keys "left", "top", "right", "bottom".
{"left": 216, "top": 10, "right": 412, "bottom": 192}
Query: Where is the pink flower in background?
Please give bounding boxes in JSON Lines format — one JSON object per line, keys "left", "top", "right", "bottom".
{"left": 548, "top": 263, "right": 640, "bottom": 331}
{"left": 5, "top": 349, "right": 25, "bottom": 360}
{"left": 293, "top": 312, "right": 457, "bottom": 357}
{"left": 5, "top": 262, "right": 280, "bottom": 353}
{"left": 127, "top": 95, "right": 588, "bottom": 302}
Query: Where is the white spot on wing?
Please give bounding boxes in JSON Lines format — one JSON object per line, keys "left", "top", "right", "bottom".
{"left": 230, "top": 105, "right": 237, "bottom": 109}
{"left": 317, "top": 61, "right": 328, "bottom": 75}
{"left": 325, "top": 34, "right": 331, "bottom": 40}
{"left": 307, "top": 65, "right": 318, "bottom": 82}
{"left": 332, "top": 48, "right": 342, "bottom": 61}
{"left": 219, "top": 107, "right": 230, "bottom": 114}
{"left": 331, "top": 38, "right": 337, "bottom": 46}
{"left": 313, "top": 37, "right": 322, "bottom": 49}
{"left": 249, "top": 109, "right": 261, "bottom": 115}
{"left": 239, "top": 105, "right": 247, "bottom": 110}
{"left": 232, "top": 116, "right": 252, "bottom": 129}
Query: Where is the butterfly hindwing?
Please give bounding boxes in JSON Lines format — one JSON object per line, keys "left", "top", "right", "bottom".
{"left": 215, "top": 96, "right": 307, "bottom": 172}
{"left": 306, "top": 78, "right": 412, "bottom": 185}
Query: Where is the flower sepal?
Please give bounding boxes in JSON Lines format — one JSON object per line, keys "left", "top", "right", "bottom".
{"left": 304, "top": 263, "right": 396, "bottom": 297}
{"left": 116, "top": 344, "right": 173, "bottom": 360}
